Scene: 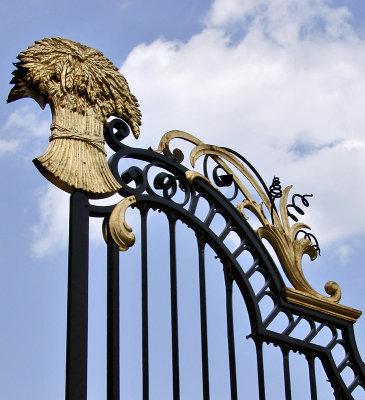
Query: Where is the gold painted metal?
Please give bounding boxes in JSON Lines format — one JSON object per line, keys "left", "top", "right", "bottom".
{"left": 185, "top": 170, "right": 218, "bottom": 190}
{"left": 107, "top": 195, "right": 137, "bottom": 251}
{"left": 284, "top": 288, "right": 362, "bottom": 322}
{"left": 8, "top": 37, "right": 141, "bottom": 198}
{"left": 155, "top": 130, "right": 204, "bottom": 153}
{"left": 156, "top": 131, "right": 361, "bottom": 320}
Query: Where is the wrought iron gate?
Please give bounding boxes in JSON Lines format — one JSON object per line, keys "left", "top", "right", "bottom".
{"left": 8, "top": 37, "right": 364, "bottom": 400}
{"left": 65, "top": 118, "right": 364, "bottom": 400}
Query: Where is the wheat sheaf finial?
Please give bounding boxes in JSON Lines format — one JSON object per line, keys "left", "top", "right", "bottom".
{"left": 8, "top": 37, "right": 141, "bottom": 197}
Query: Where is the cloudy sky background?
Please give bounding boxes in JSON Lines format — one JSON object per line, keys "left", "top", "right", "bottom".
{"left": 1, "top": 0, "right": 365, "bottom": 398}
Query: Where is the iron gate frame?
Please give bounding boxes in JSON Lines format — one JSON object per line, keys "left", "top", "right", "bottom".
{"left": 64, "top": 118, "right": 365, "bottom": 400}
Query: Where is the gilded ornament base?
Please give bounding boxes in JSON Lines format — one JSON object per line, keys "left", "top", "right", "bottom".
{"left": 284, "top": 287, "right": 362, "bottom": 322}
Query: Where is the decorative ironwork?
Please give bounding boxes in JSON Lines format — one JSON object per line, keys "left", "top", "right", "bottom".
{"left": 107, "top": 195, "right": 136, "bottom": 251}
{"left": 154, "top": 130, "right": 361, "bottom": 321}
{"left": 286, "top": 192, "right": 321, "bottom": 254}
{"left": 9, "top": 40, "right": 365, "bottom": 399}
{"left": 98, "top": 118, "right": 365, "bottom": 398}
{"left": 287, "top": 193, "right": 313, "bottom": 222}
{"left": 7, "top": 37, "right": 141, "bottom": 197}
{"left": 269, "top": 176, "right": 283, "bottom": 200}
{"left": 269, "top": 175, "right": 282, "bottom": 224}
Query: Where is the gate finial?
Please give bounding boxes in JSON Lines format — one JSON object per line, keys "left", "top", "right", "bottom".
{"left": 8, "top": 37, "right": 141, "bottom": 197}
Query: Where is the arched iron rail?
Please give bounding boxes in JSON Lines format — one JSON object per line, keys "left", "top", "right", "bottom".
{"left": 65, "top": 118, "right": 365, "bottom": 400}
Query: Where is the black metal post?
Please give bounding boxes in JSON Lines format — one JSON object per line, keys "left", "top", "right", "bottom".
{"left": 140, "top": 206, "right": 149, "bottom": 400}
{"left": 307, "top": 355, "right": 318, "bottom": 400}
{"left": 282, "top": 347, "right": 292, "bottom": 400}
{"left": 107, "top": 225, "right": 120, "bottom": 400}
{"left": 255, "top": 338, "right": 266, "bottom": 400}
{"left": 168, "top": 212, "right": 180, "bottom": 400}
{"left": 197, "top": 234, "right": 210, "bottom": 400}
{"left": 65, "top": 191, "right": 90, "bottom": 400}
{"left": 224, "top": 262, "right": 238, "bottom": 400}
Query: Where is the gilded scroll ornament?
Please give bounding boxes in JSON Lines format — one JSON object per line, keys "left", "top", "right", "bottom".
{"left": 185, "top": 170, "right": 218, "bottom": 190}
{"left": 155, "top": 131, "right": 361, "bottom": 320}
{"left": 107, "top": 195, "right": 137, "bottom": 251}
{"left": 8, "top": 37, "right": 141, "bottom": 198}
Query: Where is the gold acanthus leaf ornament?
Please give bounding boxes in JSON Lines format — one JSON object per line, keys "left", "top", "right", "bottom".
{"left": 105, "top": 196, "right": 137, "bottom": 251}
{"left": 154, "top": 131, "right": 361, "bottom": 321}
{"left": 8, "top": 37, "right": 141, "bottom": 198}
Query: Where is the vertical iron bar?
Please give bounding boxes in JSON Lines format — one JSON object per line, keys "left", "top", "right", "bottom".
{"left": 307, "top": 355, "right": 318, "bottom": 400}
{"left": 282, "top": 347, "right": 292, "bottom": 400}
{"left": 169, "top": 213, "right": 180, "bottom": 400}
{"left": 107, "top": 222, "right": 120, "bottom": 400}
{"left": 65, "top": 191, "right": 90, "bottom": 400}
{"left": 197, "top": 235, "right": 210, "bottom": 400}
{"left": 255, "top": 338, "right": 266, "bottom": 400}
{"left": 141, "top": 206, "right": 149, "bottom": 400}
{"left": 224, "top": 262, "right": 238, "bottom": 400}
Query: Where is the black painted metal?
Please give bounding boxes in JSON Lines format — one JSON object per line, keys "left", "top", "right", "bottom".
{"left": 64, "top": 118, "right": 365, "bottom": 399}
{"left": 255, "top": 338, "right": 266, "bottom": 400}
{"left": 106, "top": 223, "right": 120, "bottom": 400}
{"left": 66, "top": 192, "right": 89, "bottom": 400}
{"left": 224, "top": 261, "right": 238, "bottom": 400}
{"left": 140, "top": 206, "right": 149, "bottom": 400}
{"left": 197, "top": 235, "right": 210, "bottom": 400}
{"left": 307, "top": 355, "right": 318, "bottom": 400}
{"left": 282, "top": 347, "right": 292, "bottom": 400}
{"left": 168, "top": 213, "right": 180, "bottom": 400}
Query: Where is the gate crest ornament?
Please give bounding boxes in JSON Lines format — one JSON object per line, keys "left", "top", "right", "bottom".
{"left": 155, "top": 130, "right": 361, "bottom": 321}
{"left": 7, "top": 37, "right": 141, "bottom": 198}
{"left": 8, "top": 39, "right": 365, "bottom": 398}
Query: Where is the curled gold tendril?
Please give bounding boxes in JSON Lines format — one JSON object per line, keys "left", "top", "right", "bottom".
{"left": 108, "top": 195, "right": 136, "bottom": 251}
{"left": 153, "top": 130, "right": 362, "bottom": 320}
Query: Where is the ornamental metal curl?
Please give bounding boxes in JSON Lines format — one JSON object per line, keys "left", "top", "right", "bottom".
{"left": 154, "top": 130, "right": 361, "bottom": 321}
{"left": 8, "top": 40, "right": 365, "bottom": 400}
{"left": 108, "top": 195, "right": 137, "bottom": 251}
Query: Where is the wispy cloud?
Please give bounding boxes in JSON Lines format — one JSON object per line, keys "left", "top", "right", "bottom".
{"left": 121, "top": 0, "right": 365, "bottom": 257}
{"left": 31, "top": 185, "right": 69, "bottom": 258}
{"left": 117, "top": 0, "right": 130, "bottom": 11}
{"left": 0, "top": 139, "right": 19, "bottom": 154}
{"left": 28, "top": 0, "right": 365, "bottom": 259}
{"left": 4, "top": 106, "right": 49, "bottom": 138}
{"left": 0, "top": 105, "right": 50, "bottom": 158}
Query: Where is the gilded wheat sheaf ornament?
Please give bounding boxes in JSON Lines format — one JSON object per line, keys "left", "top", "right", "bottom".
{"left": 8, "top": 37, "right": 141, "bottom": 197}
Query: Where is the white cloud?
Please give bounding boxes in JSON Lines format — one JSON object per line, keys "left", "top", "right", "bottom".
{"left": 205, "top": 0, "right": 353, "bottom": 42}
{"left": 0, "top": 105, "right": 50, "bottom": 158}
{"left": 120, "top": 0, "right": 365, "bottom": 257}
{"left": 0, "top": 139, "right": 19, "bottom": 154}
{"left": 27, "top": 0, "right": 365, "bottom": 259}
{"left": 4, "top": 106, "right": 49, "bottom": 138}
{"left": 31, "top": 185, "right": 116, "bottom": 258}
{"left": 31, "top": 185, "right": 69, "bottom": 258}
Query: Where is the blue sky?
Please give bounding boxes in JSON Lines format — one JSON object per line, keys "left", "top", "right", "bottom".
{"left": 1, "top": 0, "right": 365, "bottom": 399}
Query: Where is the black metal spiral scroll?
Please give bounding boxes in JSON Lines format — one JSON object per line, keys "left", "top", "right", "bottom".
{"left": 269, "top": 176, "right": 282, "bottom": 224}
{"left": 295, "top": 230, "right": 321, "bottom": 255}
{"left": 103, "top": 117, "right": 131, "bottom": 151}
{"left": 287, "top": 193, "right": 313, "bottom": 222}
{"left": 287, "top": 193, "right": 321, "bottom": 255}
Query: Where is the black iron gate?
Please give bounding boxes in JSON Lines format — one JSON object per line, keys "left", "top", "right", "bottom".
{"left": 65, "top": 118, "right": 365, "bottom": 400}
